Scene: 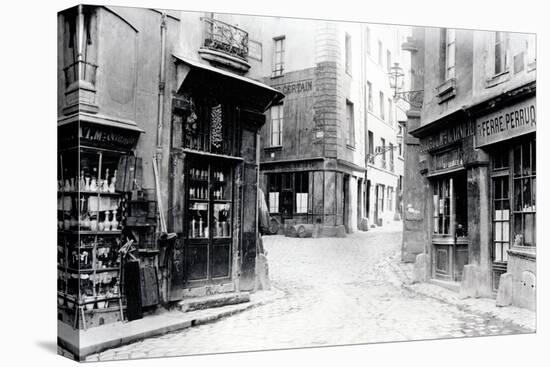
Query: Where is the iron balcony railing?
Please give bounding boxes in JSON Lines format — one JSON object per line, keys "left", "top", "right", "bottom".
{"left": 63, "top": 60, "right": 98, "bottom": 88}
{"left": 202, "top": 17, "right": 249, "bottom": 60}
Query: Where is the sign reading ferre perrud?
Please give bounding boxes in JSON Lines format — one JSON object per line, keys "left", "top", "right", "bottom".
{"left": 475, "top": 97, "right": 536, "bottom": 148}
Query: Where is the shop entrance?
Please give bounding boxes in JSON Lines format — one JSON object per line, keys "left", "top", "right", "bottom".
{"left": 184, "top": 156, "right": 234, "bottom": 285}
{"left": 431, "top": 171, "right": 468, "bottom": 282}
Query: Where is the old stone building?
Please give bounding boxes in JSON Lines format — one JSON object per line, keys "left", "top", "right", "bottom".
{"left": 57, "top": 5, "right": 283, "bottom": 335}
{"left": 241, "top": 18, "right": 409, "bottom": 234}
{"left": 401, "top": 26, "right": 536, "bottom": 310}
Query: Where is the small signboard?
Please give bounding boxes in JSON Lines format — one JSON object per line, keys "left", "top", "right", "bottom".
{"left": 475, "top": 97, "right": 536, "bottom": 148}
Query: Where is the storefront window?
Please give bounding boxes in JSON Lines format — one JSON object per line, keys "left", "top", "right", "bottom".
{"left": 186, "top": 159, "right": 233, "bottom": 281}
{"left": 493, "top": 176, "right": 510, "bottom": 262}
{"left": 432, "top": 175, "right": 468, "bottom": 237}
{"left": 433, "top": 179, "right": 450, "bottom": 235}
{"left": 295, "top": 172, "right": 309, "bottom": 214}
{"left": 512, "top": 139, "right": 536, "bottom": 246}
{"left": 268, "top": 174, "right": 281, "bottom": 213}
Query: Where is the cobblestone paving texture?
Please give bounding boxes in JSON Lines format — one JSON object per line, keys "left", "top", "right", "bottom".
{"left": 86, "top": 224, "right": 534, "bottom": 361}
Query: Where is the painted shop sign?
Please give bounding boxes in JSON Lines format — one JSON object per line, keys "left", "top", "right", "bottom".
{"left": 475, "top": 97, "right": 536, "bottom": 148}
{"left": 79, "top": 122, "right": 140, "bottom": 151}
{"left": 272, "top": 79, "right": 313, "bottom": 95}
{"left": 432, "top": 147, "right": 464, "bottom": 172}
{"left": 420, "top": 120, "right": 475, "bottom": 153}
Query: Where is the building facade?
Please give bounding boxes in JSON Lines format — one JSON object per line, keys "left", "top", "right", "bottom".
{"left": 402, "top": 27, "right": 536, "bottom": 310}
{"left": 57, "top": 5, "right": 283, "bottom": 331}
{"left": 364, "top": 24, "right": 408, "bottom": 228}
{"left": 247, "top": 19, "right": 408, "bottom": 234}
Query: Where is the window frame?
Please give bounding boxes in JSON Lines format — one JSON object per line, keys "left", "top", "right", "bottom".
{"left": 269, "top": 104, "right": 284, "bottom": 147}
{"left": 345, "top": 33, "right": 352, "bottom": 75}
{"left": 346, "top": 100, "right": 355, "bottom": 148}
{"left": 367, "top": 81, "right": 373, "bottom": 111}
{"left": 444, "top": 28, "right": 456, "bottom": 81}
{"left": 380, "top": 137, "right": 386, "bottom": 169}
{"left": 378, "top": 40, "right": 383, "bottom": 66}
{"left": 494, "top": 31, "right": 510, "bottom": 76}
{"left": 379, "top": 91, "right": 385, "bottom": 121}
{"left": 272, "top": 36, "right": 286, "bottom": 78}
{"left": 366, "top": 27, "right": 371, "bottom": 55}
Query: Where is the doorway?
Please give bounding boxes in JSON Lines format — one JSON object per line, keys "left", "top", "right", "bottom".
{"left": 431, "top": 171, "right": 468, "bottom": 282}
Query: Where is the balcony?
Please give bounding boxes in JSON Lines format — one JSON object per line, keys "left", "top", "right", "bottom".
{"left": 63, "top": 60, "right": 98, "bottom": 89}
{"left": 198, "top": 17, "right": 251, "bottom": 74}
{"left": 62, "top": 60, "right": 99, "bottom": 115}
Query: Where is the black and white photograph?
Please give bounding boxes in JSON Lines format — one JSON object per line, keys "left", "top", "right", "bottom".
{"left": 52, "top": 1, "right": 540, "bottom": 362}
{"left": 3, "top": 0, "right": 548, "bottom": 366}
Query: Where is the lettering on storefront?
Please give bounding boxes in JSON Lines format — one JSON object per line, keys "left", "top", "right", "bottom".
{"left": 272, "top": 79, "right": 313, "bottom": 95}
{"left": 79, "top": 122, "right": 140, "bottom": 151}
{"left": 419, "top": 120, "right": 475, "bottom": 153}
{"left": 475, "top": 98, "right": 536, "bottom": 148}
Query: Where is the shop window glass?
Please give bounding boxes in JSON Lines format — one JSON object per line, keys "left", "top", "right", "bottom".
{"left": 433, "top": 178, "right": 451, "bottom": 235}
{"left": 268, "top": 174, "right": 282, "bottom": 213}
{"left": 512, "top": 139, "right": 536, "bottom": 246}
{"left": 493, "top": 176, "right": 511, "bottom": 262}
{"left": 295, "top": 172, "right": 309, "bottom": 214}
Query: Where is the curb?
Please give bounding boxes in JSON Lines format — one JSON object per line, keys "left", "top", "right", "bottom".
{"left": 59, "top": 288, "right": 286, "bottom": 360}
{"left": 384, "top": 253, "right": 536, "bottom": 332}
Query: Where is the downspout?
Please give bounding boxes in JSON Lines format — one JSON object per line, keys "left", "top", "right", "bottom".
{"left": 156, "top": 12, "right": 167, "bottom": 155}
{"left": 155, "top": 12, "right": 168, "bottom": 231}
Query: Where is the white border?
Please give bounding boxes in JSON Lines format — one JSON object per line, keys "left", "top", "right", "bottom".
{"left": 1, "top": 1, "right": 546, "bottom": 366}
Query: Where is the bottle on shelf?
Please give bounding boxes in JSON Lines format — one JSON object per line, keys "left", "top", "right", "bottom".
{"left": 109, "top": 170, "right": 117, "bottom": 193}
{"left": 79, "top": 170, "right": 85, "bottom": 192}
{"left": 102, "top": 169, "right": 110, "bottom": 193}
{"left": 111, "top": 210, "right": 119, "bottom": 231}
{"left": 90, "top": 174, "right": 97, "bottom": 192}
{"left": 85, "top": 176, "right": 91, "bottom": 192}
{"left": 190, "top": 218, "right": 196, "bottom": 238}
{"left": 198, "top": 216, "right": 203, "bottom": 238}
{"left": 103, "top": 211, "right": 111, "bottom": 231}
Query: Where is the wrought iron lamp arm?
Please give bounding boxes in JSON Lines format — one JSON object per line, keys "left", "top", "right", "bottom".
{"left": 392, "top": 90, "right": 424, "bottom": 109}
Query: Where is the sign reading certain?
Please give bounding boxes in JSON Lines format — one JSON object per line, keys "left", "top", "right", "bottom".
{"left": 475, "top": 97, "right": 536, "bottom": 148}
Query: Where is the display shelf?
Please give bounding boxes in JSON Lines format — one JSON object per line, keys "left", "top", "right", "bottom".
{"left": 57, "top": 191, "right": 122, "bottom": 196}
{"left": 58, "top": 230, "right": 122, "bottom": 235}
{"left": 60, "top": 266, "right": 119, "bottom": 273}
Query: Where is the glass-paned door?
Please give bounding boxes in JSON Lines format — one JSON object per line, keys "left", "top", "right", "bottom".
{"left": 185, "top": 158, "right": 233, "bottom": 283}
{"left": 493, "top": 176, "right": 511, "bottom": 262}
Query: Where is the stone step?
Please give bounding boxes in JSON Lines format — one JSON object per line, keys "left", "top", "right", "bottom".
{"left": 427, "top": 278, "right": 461, "bottom": 293}
{"left": 176, "top": 292, "right": 250, "bottom": 313}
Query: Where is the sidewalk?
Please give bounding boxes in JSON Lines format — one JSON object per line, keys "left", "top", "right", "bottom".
{"left": 58, "top": 288, "right": 285, "bottom": 361}
{"left": 367, "top": 219, "right": 403, "bottom": 232}
{"left": 380, "top": 251, "right": 536, "bottom": 331}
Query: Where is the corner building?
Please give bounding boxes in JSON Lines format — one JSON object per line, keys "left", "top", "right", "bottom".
{"left": 402, "top": 27, "right": 536, "bottom": 310}
{"left": 252, "top": 19, "right": 407, "bottom": 233}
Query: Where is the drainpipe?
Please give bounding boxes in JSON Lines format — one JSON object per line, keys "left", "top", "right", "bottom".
{"left": 155, "top": 13, "right": 167, "bottom": 232}
{"left": 156, "top": 12, "right": 167, "bottom": 159}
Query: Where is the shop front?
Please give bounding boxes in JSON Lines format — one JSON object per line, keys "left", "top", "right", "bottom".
{"left": 168, "top": 56, "right": 284, "bottom": 298}
{"left": 473, "top": 89, "right": 536, "bottom": 309}
{"left": 414, "top": 113, "right": 479, "bottom": 286}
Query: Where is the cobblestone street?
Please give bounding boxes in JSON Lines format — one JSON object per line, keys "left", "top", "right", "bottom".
{"left": 87, "top": 225, "right": 531, "bottom": 361}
